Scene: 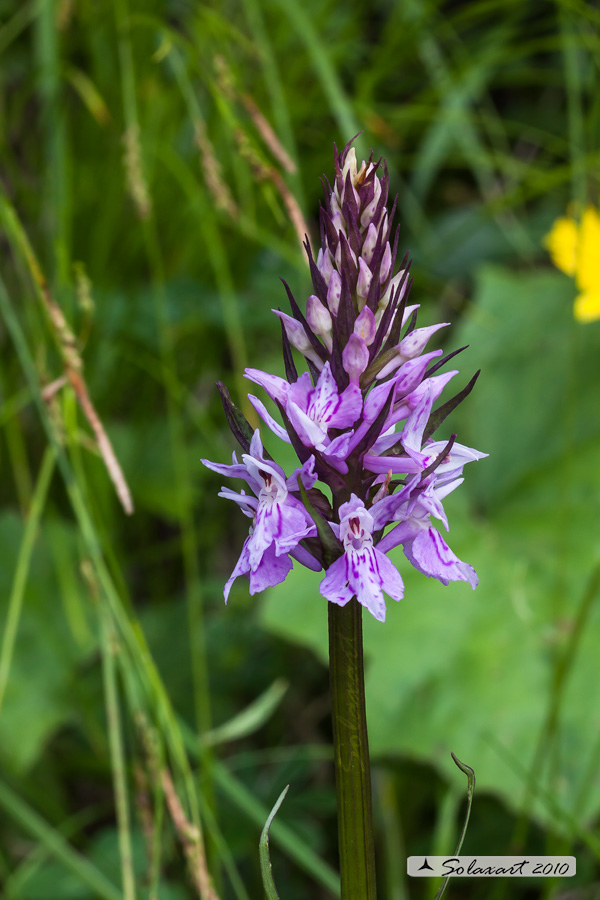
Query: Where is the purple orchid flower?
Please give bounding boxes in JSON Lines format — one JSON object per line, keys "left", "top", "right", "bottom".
{"left": 207, "top": 141, "right": 486, "bottom": 619}
{"left": 246, "top": 362, "right": 362, "bottom": 472}
{"left": 320, "top": 495, "right": 404, "bottom": 622}
{"left": 202, "top": 430, "right": 320, "bottom": 600}
{"left": 376, "top": 476, "right": 478, "bottom": 589}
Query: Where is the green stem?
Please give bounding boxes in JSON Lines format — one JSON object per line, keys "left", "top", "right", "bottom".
{"left": 329, "top": 599, "right": 377, "bottom": 900}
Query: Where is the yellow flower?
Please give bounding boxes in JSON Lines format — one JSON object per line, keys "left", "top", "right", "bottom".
{"left": 544, "top": 206, "right": 600, "bottom": 323}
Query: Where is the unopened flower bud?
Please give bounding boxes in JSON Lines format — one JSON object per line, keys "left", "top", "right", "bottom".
{"left": 334, "top": 239, "right": 356, "bottom": 272}
{"left": 342, "top": 147, "right": 357, "bottom": 183}
{"left": 307, "top": 294, "right": 333, "bottom": 352}
{"left": 356, "top": 257, "right": 373, "bottom": 308}
{"left": 327, "top": 270, "right": 342, "bottom": 315}
{"left": 398, "top": 323, "right": 449, "bottom": 360}
{"left": 354, "top": 306, "right": 377, "bottom": 345}
{"left": 362, "top": 222, "right": 378, "bottom": 265}
{"left": 376, "top": 323, "right": 448, "bottom": 380}
{"left": 342, "top": 333, "right": 370, "bottom": 383}
{"left": 317, "top": 247, "right": 334, "bottom": 285}
{"left": 360, "top": 177, "right": 382, "bottom": 229}
{"left": 379, "top": 244, "right": 392, "bottom": 283}
{"left": 272, "top": 310, "right": 325, "bottom": 369}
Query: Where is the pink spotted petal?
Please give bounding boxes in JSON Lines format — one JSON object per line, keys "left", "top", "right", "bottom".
{"left": 286, "top": 372, "right": 313, "bottom": 412}
{"left": 401, "top": 383, "right": 435, "bottom": 453}
{"left": 374, "top": 548, "right": 404, "bottom": 602}
{"left": 328, "top": 382, "right": 363, "bottom": 429}
{"left": 248, "top": 545, "right": 293, "bottom": 595}
{"left": 248, "top": 502, "right": 283, "bottom": 570}
{"left": 319, "top": 555, "right": 354, "bottom": 608}
{"left": 286, "top": 456, "right": 318, "bottom": 492}
{"left": 287, "top": 400, "right": 327, "bottom": 448}
{"left": 376, "top": 519, "right": 422, "bottom": 555}
{"left": 405, "top": 527, "right": 478, "bottom": 589}
{"left": 275, "top": 503, "right": 315, "bottom": 555}
{"left": 323, "top": 430, "right": 355, "bottom": 459}
{"left": 244, "top": 368, "right": 289, "bottom": 404}
{"left": 248, "top": 395, "right": 291, "bottom": 443}
{"left": 348, "top": 546, "right": 387, "bottom": 622}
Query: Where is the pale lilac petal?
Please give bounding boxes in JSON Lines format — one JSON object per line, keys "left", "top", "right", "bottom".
{"left": 275, "top": 504, "right": 315, "bottom": 554}
{"left": 328, "top": 383, "right": 363, "bottom": 429}
{"left": 218, "top": 487, "right": 258, "bottom": 517}
{"left": 202, "top": 457, "right": 252, "bottom": 484}
{"left": 378, "top": 346, "right": 442, "bottom": 385}
{"left": 248, "top": 395, "right": 291, "bottom": 443}
{"left": 368, "top": 426, "right": 401, "bottom": 456}
{"left": 323, "top": 430, "right": 355, "bottom": 459}
{"left": 286, "top": 456, "right": 318, "bottom": 492}
{"left": 405, "top": 528, "right": 478, "bottom": 589}
{"left": 376, "top": 519, "right": 422, "bottom": 555}
{"left": 286, "top": 372, "right": 313, "bottom": 412}
{"left": 415, "top": 484, "right": 449, "bottom": 530}
{"left": 319, "top": 555, "right": 354, "bottom": 607}
{"left": 386, "top": 352, "right": 442, "bottom": 397}
{"left": 224, "top": 540, "right": 251, "bottom": 603}
{"left": 363, "top": 453, "right": 426, "bottom": 475}
{"left": 377, "top": 274, "right": 411, "bottom": 319}
{"left": 397, "top": 323, "right": 449, "bottom": 360}
{"left": 376, "top": 353, "right": 405, "bottom": 381}
{"left": 287, "top": 400, "right": 327, "bottom": 448}
{"left": 374, "top": 548, "right": 404, "bottom": 601}
{"left": 401, "top": 383, "right": 435, "bottom": 453}
{"left": 391, "top": 370, "right": 457, "bottom": 424}
{"left": 427, "top": 441, "right": 489, "bottom": 481}
{"left": 370, "top": 481, "right": 415, "bottom": 530}
{"left": 307, "top": 363, "right": 339, "bottom": 423}
{"left": 338, "top": 494, "right": 369, "bottom": 521}
{"left": 249, "top": 429, "right": 265, "bottom": 461}
{"left": 249, "top": 502, "right": 284, "bottom": 569}
{"left": 349, "top": 546, "right": 387, "bottom": 622}
{"left": 248, "top": 545, "right": 293, "bottom": 595}
{"left": 290, "top": 543, "right": 322, "bottom": 572}
{"left": 317, "top": 247, "right": 334, "bottom": 284}
{"left": 242, "top": 453, "right": 287, "bottom": 492}
{"left": 244, "top": 368, "right": 289, "bottom": 404}
{"left": 434, "top": 476, "right": 464, "bottom": 501}
{"left": 401, "top": 303, "right": 420, "bottom": 326}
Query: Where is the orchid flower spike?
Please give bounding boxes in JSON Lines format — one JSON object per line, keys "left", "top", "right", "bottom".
{"left": 203, "top": 140, "right": 486, "bottom": 618}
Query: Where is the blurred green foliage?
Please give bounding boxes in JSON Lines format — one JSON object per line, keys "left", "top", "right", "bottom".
{"left": 0, "top": 0, "right": 599, "bottom": 898}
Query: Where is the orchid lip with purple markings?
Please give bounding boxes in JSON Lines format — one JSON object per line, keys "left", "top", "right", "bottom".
{"left": 246, "top": 362, "right": 362, "bottom": 473}
{"left": 201, "top": 430, "right": 320, "bottom": 601}
{"left": 319, "top": 495, "right": 404, "bottom": 623}
{"left": 203, "top": 141, "right": 486, "bottom": 618}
